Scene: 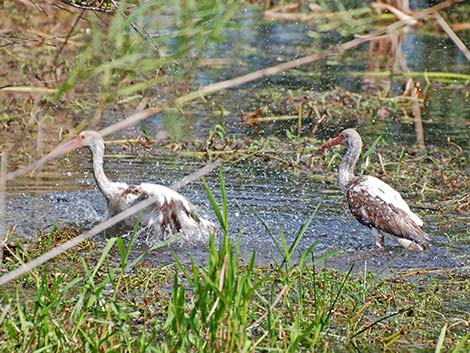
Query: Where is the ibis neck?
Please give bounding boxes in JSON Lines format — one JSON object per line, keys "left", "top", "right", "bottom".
{"left": 89, "top": 144, "right": 115, "bottom": 201}
{"left": 338, "top": 145, "right": 360, "bottom": 192}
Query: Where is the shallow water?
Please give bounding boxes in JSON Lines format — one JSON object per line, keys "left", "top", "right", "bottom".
{"left": 5, "top": 155, "right": 469, "bottom": 273}
{"left": 4, "top": 8, "right": 470, "bottom": 272}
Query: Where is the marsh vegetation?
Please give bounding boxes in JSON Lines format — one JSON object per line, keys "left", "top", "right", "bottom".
{"left": 1, "top": 0, "right": 469, "bottom": 351}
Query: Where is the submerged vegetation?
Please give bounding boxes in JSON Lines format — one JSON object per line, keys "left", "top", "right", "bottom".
{"left": 1, "top": 0, "right": 470, "bottom": 351}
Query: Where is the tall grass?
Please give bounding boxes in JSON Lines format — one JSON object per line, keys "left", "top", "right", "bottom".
{"left": 165, "top": 169, "right": 256, "bottom": 351}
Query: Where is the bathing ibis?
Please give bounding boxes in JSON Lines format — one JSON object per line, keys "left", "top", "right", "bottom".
{"left": 46, "top": 130, "right": 215, "bottom": 243}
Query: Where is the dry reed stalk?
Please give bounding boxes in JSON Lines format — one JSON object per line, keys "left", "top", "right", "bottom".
{"left": 4, "top": 107, "right": 164, "bottom": 182}
{"left": 0, "top": 152, "right": 6, "bottom": 263}
{"left": 451, "top": 23, "right": 470, "bottom": 32}
{"left": 397, "top": 40, "right": 425, "bottom": 151}
{"left": 170, "top": 160, "right": 220, "bottom": 190}
{"left": 408, "top": 79, "right": 425, "bottom": 151}
{"left": 433, "top": 10, "right": 470, "bottom": 61}
{"left": 99, "top": 107, "right": 164, "bottom": 137}
{"left": 370, "top": 2, "right": 417, "bottom": 25}
{"left": 0, "top": 87, "right": 58, "bottom": 94}
{"left": 377, "top": 152, "right": 386, "bottom": 175}
{"left": 264, "top": 3, "right": 318, "bottom": 22}
{"left": 243, "top": 115, "right": 299, "bottom": 123}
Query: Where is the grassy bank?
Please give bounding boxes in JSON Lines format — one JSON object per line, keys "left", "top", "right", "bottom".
{"left": 1, "top": 232, "right": 469, "bottom": 352}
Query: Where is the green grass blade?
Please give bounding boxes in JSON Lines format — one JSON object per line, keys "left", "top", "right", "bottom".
{"left": 251, "top": 207, "right": 283, "bottom": 257}
{"left": 435, "top": 323, "right": 447, "bottom": 353}
{"left": 118, "top": 212, "right": 143, "bottom": 269}
{"left": 89, "top": 237, "right": 118, "bottom": 282}
{"left": 324, "top": 264, "right": 353, "bottom": 325}
{"left": 451, "top": 333, "right": 470, "bottom": 353}
{"left": 219, "top": 167, "right": 228, "bottom": 227}
{"left": 360, "top": 135, "right": 382, "bottom": 175}
{"left": 203, "top": 177, "right": 226, "bottom": 232}
{"left": 283, "top": 203, "right": 320, "bottom": 267}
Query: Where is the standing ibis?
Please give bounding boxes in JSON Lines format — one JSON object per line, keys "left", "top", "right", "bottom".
{"left": 314, "top": 128, "right": 430, "bottom": 251}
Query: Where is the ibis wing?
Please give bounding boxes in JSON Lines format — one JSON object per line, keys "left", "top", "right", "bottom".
{"left": 123, "top": 184, "right": 191, "bottom": 232}
{"left": 107, "top": 184, "right": 143, "bottom": 217}
{"left": 346, "top": 176, "right": 429, "bottom": 248}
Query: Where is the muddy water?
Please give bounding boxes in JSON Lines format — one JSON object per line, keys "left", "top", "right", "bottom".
{"left": 5, "top": 11, "right": 470, "bottom": 272}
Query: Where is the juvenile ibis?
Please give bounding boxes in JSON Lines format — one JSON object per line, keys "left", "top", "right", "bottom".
{"left": 314, "top": 128, "right": 430, "bottom": 251}
{"left": 46, "top": 130, "right": 215, "bottom": 243}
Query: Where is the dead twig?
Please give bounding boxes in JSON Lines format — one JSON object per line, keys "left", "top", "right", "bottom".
{"left": 109, "top": 0, "right": 161, "bottom": 54}
{"left": 52, "top": 9, "right": 85, "bottom": 67}
{"left": 248, "top": 284, "right": 289, "bottom": 331}
{"left": 4, "top": 107, "right": 164, "bottom": 182}
{"left": 59, "top": 0, "right": 116, "bottom": 13}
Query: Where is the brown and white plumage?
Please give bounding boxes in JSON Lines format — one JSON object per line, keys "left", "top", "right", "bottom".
{"left": 314, "top": 128, "right": 430, "bottom": 251}
{"left": 47, "top": 130, "right": 215, "bottom": 244}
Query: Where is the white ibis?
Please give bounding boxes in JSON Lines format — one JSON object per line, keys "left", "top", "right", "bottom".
{"left": 46, "top": 130, "right": 215, "bottom": 243}
{"left": 314, "top": 128, "right": 430, "bottom": 251}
